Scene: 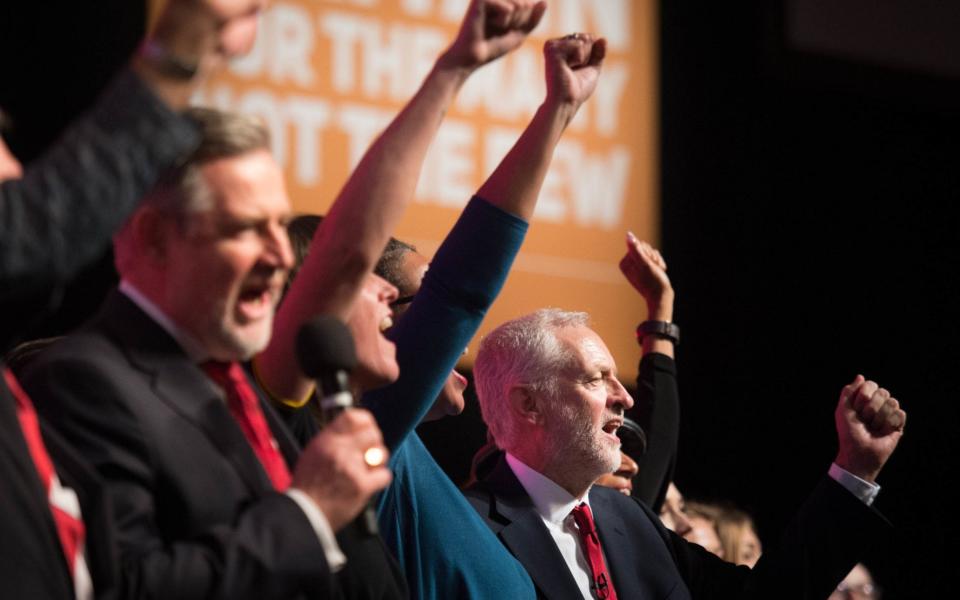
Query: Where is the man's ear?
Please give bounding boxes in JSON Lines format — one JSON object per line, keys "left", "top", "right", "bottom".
{"left": 130, "top": 207, "right": 174, "bottom": 266}
{"left": 508, "top": 384, "right": 543, "bottom": 426}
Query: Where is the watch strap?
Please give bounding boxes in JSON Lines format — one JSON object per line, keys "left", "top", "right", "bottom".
{"left": 636, "top": 320, "right": 680, "bottom": 346}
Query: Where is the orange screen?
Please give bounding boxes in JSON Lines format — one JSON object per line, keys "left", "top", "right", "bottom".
{"left": 188, "top": 0, "right": 658, "bottom": 381}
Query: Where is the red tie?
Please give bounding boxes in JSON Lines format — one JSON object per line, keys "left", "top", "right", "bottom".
{"left": 4, "top": 367, "right": 86, "bottom": 573}
{"left": 201, "top": 361, "right": 291, "bottom": 491}
{"left": 571, "top": 502, "right": 619, "bottom": 600}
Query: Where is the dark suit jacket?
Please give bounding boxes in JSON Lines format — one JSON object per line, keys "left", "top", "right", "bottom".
{"left": 21, "top": 292, "right": 338, "bottom": 599}
{"left": 0, "top": 378, "right": 118, "bottom": 599}
{"left": 264, "top": 390, "right": 408, "bottom": 600}
{"left": 465, "top": 452, "right": 891, "bottom": 600}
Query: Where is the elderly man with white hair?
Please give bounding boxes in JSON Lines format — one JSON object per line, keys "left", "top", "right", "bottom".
{"left": 467, "top": 307, "right": 905, "bottom": 600}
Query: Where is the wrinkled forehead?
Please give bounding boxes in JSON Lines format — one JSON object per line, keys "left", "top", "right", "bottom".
{"left": 187, "top": 150, "right": 291, "bottom": 220}
{"left": 554, "top": 325, "right": 617, "bottom": 372}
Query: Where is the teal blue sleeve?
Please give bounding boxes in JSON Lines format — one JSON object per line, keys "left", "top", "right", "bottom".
{"left": 362, "top": 195, "right": 528, "bottom": 451}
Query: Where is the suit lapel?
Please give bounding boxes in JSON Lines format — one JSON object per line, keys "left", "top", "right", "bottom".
{"left": 591, "top": 488, "right": 644, "bottom": 600}
{"left": 98, "top": 292, "right": 274, "bottom": 495}
{"left": 482, "top": 455, "right": 583, "bottom": 600}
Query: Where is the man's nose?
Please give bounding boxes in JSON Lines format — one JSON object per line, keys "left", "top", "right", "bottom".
{"left": 673, "top": 511, "right": 694, "bottom": 537}
{"left": 265, "top": 223, "right": 295, "bottom": 270}
{"left": 609, "top": 378, "right": 634, "bottom": 410}
{"left": 381, "top": 281, "right": 399, "bottom": 304}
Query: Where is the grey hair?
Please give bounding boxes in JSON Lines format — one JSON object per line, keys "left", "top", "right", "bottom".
{"left": 114, "top": 108, "right": 271, "bottom": 273}
{"left": 148, "top": 107, "right": 271, "bottom": 218}
{"left": 474, "top": 308, "right": 589, "bottom": 451}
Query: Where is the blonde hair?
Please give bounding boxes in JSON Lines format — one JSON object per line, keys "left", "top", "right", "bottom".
{"left": 714, "top": 506, "right": 759, "bottom": 566}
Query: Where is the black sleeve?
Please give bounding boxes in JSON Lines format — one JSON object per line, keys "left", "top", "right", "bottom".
{"left": 0, "top": 69, "right": 198, "bottom": 322}
{"left": 667, "top": 476, "right": 891, "bottom": 600}
{"left": 333, "top": 522, "right": 409, "bottom": 600}
{"left": 631, "top": 352, "right": 679, "bottom": 512}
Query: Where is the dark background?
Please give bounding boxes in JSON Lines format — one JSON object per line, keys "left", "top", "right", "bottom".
{"left": 3, "top": 1, "right": 956, "bottom": 597}
{"left": 0, "top": 1, "right": 146, "bottom": 345}
{"left": 655, "top": 2, "right": 956, "bottom": 597}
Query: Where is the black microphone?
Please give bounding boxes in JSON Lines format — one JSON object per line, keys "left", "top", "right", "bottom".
{"left": 295, "top": 316, "right": 380, "bottom": 536}
{"left": 296, "top": 315, "right": 357, "bottom": 417}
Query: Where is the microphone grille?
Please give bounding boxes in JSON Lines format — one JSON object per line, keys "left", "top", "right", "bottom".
{"left": 295, "top": 316, "right": 358, "bottom": 378}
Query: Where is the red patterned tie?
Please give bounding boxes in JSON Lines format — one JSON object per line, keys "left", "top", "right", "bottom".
{"left": 571, "top": 502, "right": 619, "bottom": 600}
{"left": 201, "top": 361, "right": 291, "bottom": 491}
{"left": 4, "top": 367, "right": 86, "bottom": 573}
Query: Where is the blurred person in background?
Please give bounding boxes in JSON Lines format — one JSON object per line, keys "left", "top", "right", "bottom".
{"left": 715, "top": 505, "right": 762, "bottom": 568}
{"left": 684, "top": 501, "right": 725, "bottom": 559}
{"left": 659, "top": 481, "right": 694, "bottom": 536}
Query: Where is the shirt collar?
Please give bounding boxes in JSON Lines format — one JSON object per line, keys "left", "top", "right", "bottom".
{"left": 119, "top": 280, "right": 209, "bottom": 363}
{"left": 505, "top": 452, "right": 592, "bottom": 525}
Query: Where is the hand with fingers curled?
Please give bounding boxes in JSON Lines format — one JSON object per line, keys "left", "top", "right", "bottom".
{"left": 147, "top": 0, "right": 267, "bottom": 75}
{"left": 543, "top": 31, "right": 607, "bottom": 111}
{"left": 620, "top": 231, "right": 674, "bottom": 319}
{"left": 291, "top": 408, "right": 392, "bottom": 532}
{"left": 441, "top": 0, "right": 547, "bottom": 71}
{"left": 834, "top": 375, "right": 906, "bottom": 483}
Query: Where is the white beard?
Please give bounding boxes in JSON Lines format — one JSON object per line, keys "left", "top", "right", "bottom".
{"left": 543, "top": 400, "right": 621, "bottom": 481}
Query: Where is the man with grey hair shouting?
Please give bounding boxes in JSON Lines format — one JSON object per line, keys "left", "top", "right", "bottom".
{"left": 22, "top": 108, "right": 393, "bottom": 600}
{"left": 468, "top": 308, "right": 905, "bottom": 599}
{"left": 1, "top": 0, "right": 268, "bottom": 597}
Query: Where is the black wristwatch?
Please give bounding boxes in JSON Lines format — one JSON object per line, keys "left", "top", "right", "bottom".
{"left": 635, "top": 320, "right": 680, "bottom": 346}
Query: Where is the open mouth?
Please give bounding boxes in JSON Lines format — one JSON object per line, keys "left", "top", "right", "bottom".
{"left": 379, "top": 315, "right": 394, "bottom": 332}
{"left": 601, "top": 419, "right": 623, "bottom": 441}
{"left": 237, "top": 282, "right": 276, "bottom": 321}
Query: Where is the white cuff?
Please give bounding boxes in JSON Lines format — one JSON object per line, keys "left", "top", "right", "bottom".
{"left": 829, "top": 462, "right": 881, "bottom": 506}
{"left": 286, "top": 488, "right": 347, "bottom": 572}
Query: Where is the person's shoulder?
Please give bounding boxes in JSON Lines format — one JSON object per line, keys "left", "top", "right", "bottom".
{"left": 592, "top": 483, "right": 646, "bottom": 506}
{"left": 20, "top": 325, "right": 113, "bottom": 373}
{"left": 592, "top": 484, "right": 664, "bottom": 524}
{"left": 18, "top": 321, "right": 146, "bottom": 421}
{"left": 590, "top": 486, "right": 685, "bottom": 571}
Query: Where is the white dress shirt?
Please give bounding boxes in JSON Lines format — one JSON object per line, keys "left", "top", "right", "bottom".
{"left": 506, "top": 453, "right": 610, "bottom": 599}
{"left": 48, "top": 473, "right": 93, "bottom": 600}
